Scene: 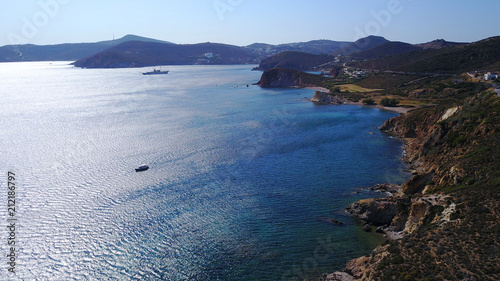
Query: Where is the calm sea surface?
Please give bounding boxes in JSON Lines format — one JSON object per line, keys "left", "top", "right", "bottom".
{"left": 0, "top": 62, "right": 407, "bottom": 280}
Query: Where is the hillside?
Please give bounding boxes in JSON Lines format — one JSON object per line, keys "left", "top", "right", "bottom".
{"left": 246, "top": 39, "right": 349, "bottom": 57}
{"left": 0, "top": 34, "right": 172, "bottom": 62}
{"left": 255, "top": 51, "right": 335, "bottom": 71}
{"left": 350, "top": 36, "right": 500, "bottom": 74}
{"left": 73, "top": 41, "right": 259, "bottom": 68}
{"left": 332, "top": 35, "right": 389, "bottom": 56}
{"left": 256, "top": 68, "right": 334, "bottom": 87}
{"left": 416, "top": 39, "right": 466, "bottom": 49}
{"left": 350, "top": 41, "right": 422, "bottom": 59}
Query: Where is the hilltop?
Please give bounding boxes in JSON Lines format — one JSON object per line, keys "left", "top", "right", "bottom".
{"left": 332, "top": 35, "right": 390, "bottom": 56}
{"left": 246, "top": 39, "right": 350, "bottom": 57}
{"left": 252, "top": 36, "right": 470, "bottom": 73}
{"left": 349, "top": 41, "right": 422, "bottom": 60}
{"left": 416, "top": 39, "right": 466, "bottom": 50}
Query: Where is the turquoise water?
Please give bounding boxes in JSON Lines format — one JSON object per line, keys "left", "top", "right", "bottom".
{"left": 0, "top": 62, "right": 407, "bottom": 280}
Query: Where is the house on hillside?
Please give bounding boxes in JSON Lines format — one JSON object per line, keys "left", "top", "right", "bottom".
{"left": 484, "top": 72, "right": 499, "bottom": 81}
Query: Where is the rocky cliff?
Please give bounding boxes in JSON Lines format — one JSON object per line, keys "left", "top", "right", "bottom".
{"left": 329, "top": 91, "right": 500, "bottom": 280}
{"left": 257, "top": 68, "right": 303, "bottom": 87}
{"left": 256, "top": 68, "right": 334, "bottom": 88}
{"left": 309, "top": 91, "right": 346, "bottom": 104}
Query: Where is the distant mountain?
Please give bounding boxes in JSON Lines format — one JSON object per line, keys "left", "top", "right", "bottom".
{"left": 416, "top": 39, "right": 466, "bottom": 50}
{"left": 332, "top": 36, "right": 389, "bottom": 56}
{"left": 73, "top": 41, "right": 259, "bottom": 68}
{"left": 255, "top": 51, "right": 335, "bottom": 71}
{"left": 351, "top": 36, "right": 500, "bottom": 73}
{"left": 246, "top": 39, "right": 349, "bottom": 56}
{"left": 0, "top": 34, "right": 172, "bottom": 62}
{"left": 350, "top": 41, "right": 422, "bottom": 60}
{"left": 98, "top": 34, "right": 172, "bottom": 45}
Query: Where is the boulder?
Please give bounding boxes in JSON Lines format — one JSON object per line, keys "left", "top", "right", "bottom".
{"left": 326, "top": 272, "right": 356, "bottom": 281}
{"left": 346, "top": 198, "right": 399, "bottom": 226}
{"left": 363, "top": 224, "right": 372, "bottom": 232}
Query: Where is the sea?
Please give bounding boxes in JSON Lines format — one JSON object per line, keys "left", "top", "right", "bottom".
{"left": 0, "top": 62, "right": 408, "bottom": 280}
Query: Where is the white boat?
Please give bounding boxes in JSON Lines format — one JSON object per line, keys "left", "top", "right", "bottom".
{"left": 135, "top": 164, "right": 149, "bottom": 172}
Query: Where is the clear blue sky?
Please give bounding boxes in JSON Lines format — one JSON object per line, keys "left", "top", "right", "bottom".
{"left": 1, "top": 0, "right": 498, "bottom": 47}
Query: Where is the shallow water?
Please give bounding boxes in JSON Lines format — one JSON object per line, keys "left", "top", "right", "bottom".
{"left": 0, "top": 62, "right": 407, "bottom": 280}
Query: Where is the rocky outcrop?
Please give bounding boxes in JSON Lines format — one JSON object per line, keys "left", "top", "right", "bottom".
{"left": 346, "top": 198, "right": 399, "bottom": 226}
{"left": 256, "top": 68, "right": 333, "bottom": 88}
{"left": 309, "top": 91, "right": 346, "bottom": 104}
{"left": 343, "top": 244, "right": 391, "bottom": 280}
{"left": 326, "top": 271, "right": 356, "bottom": 281}
{"left": 256, "top": 68, "right": 303, "bottom": 87}
{"left": 401, "top": 172, "right": 434, "bottom": 194}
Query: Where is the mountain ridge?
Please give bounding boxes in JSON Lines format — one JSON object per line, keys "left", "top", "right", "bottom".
{"left": 350, "top": 36, "right": 500, "bottom": 74}
{"left": 0, "top": 34, "right": 172, "bottom": 62}
{"left": 73, "top": 40, "right": 259, "bottom": 68}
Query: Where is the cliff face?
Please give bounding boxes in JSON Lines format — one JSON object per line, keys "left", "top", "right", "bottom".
{"left": 257, "top": 68, "right": 334, "bottom": 88}
{"left": 334, "top": 92, "right": 500, "bottom": 280}
{"left": 257, "top": 68, "right": 303, "bottom": 87}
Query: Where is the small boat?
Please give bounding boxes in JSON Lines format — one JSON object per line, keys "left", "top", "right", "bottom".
{"left": 142, "top": 69, "right": 169, "bottom": 75}
{"left": 135, "top": 164, "right": 149, "bottom": 172}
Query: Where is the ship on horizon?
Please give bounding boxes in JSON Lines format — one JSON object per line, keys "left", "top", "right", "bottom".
{"left": 142, "top": 69, "right": 169, "bottom": 75}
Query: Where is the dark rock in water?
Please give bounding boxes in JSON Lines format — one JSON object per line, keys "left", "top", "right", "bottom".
{"left": 376, "top": 226, "right": 386, "bottom": 233}
{"left": 363, "top": 224, "right": 371, "bottom": 232}
{"left": 329, "top": 218, "right": 344, "bottom": 225}
{"left": 326, "top": 271, "right": 356, "bottom": 281}
{"left": 374, "top": 183, "right": 402, "bottom": 194}
{"left": 346, "top": 198, "right": 399, "bottom": 226}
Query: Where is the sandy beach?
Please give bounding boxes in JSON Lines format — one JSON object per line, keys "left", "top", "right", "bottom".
{"left": 305, "top": 86, "right": 331, "bottom": 93}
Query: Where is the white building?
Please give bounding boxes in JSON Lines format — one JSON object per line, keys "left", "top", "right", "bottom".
{"left": 484, "top": 72, "right": 499, "bottom": 80}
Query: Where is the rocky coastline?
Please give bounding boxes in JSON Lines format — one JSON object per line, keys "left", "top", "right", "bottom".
{"left": 326, "top": 113, "right": 448, "bottom": 280}
{"left": 309, "top": 90, "right": 346, "bottom": 104}
{"left": 326, "top": 91, "right": 500, "bottom": 280}
{"left": 255, "top": 68, "right": 499, "bottom": 280}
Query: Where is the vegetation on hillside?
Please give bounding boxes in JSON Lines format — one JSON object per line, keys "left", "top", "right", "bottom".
{"left": 255, "top": 51, "right": 335, "bottom": 71}
{"left": 74, "top": 41, "right": 260, "bottom": 68}
{"left": 370, "top": 92, "right": 500, "bottom": 280}
{"left": 350, "top": 36, "right": 500, "bottom": 74}
{"left": 350, "top": 41, "right": 422, "bottom": 60}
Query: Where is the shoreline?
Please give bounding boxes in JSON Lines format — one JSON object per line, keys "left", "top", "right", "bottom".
{"left": 305, "top": 88, "right": 413, "bottom": 114}
{"left": 304, "top": 86, "right": 331, "bottom": 93}
{"left": 344, "top": 101, "right": 413, "bottom": 114}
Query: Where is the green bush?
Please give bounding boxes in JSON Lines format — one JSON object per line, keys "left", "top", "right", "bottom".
{"left": 380, "top": 97, "right": 400, "bottom": 107}
{"left": 362, "top": 98, "right": 375, "bottom": 105}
